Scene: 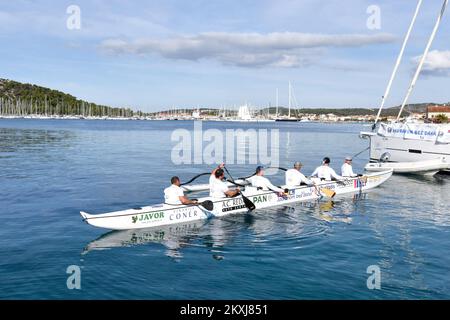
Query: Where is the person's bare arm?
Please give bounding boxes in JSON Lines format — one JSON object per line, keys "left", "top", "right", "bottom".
{"left": 310, "top": 167, "right": 319, "bottom": 177}
{"left": 179, "top": 196, "right": 197, "bottom": 205}
{"left": 266, "top": 180, "right": 284, "bottom": 193}
{"left": 331, "top": 168, "right": 345, "bottom": 181}
{"left": 301, "top": 174, "right": 314, "bottom": 185}
{"left": 225, "top": 188, "right": 240, "bottom": 197}
{"left": 211, "top": 163, "right": 225, "bottom": 176}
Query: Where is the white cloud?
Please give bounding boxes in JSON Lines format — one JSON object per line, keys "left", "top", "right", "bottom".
{"left": 413, "top": 50, "right": 450, "bottom": 76}
{"left": 99, "top": 32, "right": 395, "bottom": 68}
{"left": 0, "top": 8, "right": 169, "bottom": 39}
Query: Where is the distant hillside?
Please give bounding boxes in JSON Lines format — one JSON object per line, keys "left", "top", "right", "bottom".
{"left": 0, "top": 78, "right": 446, "bottom": 118}
{"left": 257, "top": 103, "right": 443, "bottom": 117}
{"left": 0, "top": 79, "right": 144, "bottom": 117}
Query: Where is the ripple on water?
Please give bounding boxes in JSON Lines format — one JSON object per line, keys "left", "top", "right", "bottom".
{"left": 2, "top": 120, "right": 450, "bottom": 299}
{"left": 82, "top": 201, "right": 336, "bottom": 262}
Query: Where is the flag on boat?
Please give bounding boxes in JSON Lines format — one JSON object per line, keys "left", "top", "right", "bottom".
{"left": 354, "top": 178, "right": 366, "bottom": 189}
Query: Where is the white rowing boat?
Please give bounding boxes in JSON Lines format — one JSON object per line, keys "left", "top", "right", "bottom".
{"left": 80, "top": 169, "right": 393, "bottom": 230}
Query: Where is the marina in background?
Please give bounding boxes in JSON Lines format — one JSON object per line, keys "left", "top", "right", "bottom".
{"left": 1, "top": 79, "right": 449, "bottom": 123}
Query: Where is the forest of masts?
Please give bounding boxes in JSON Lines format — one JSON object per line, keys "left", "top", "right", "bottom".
{"left": 0, "top": 97, "right": 145, "bottom": 118}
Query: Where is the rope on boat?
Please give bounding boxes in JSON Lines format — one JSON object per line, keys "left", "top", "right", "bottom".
{"left": 352, "top": 146, "right": 370, "bottom": 159}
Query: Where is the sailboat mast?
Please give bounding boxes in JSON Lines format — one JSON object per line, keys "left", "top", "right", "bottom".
{"left": 276, "top": 88, "right": 279, "bottom": 117}
{"left": 288, "top": 81, "right": 291, "bottom": 118}
{"left": 397, "top": 0, "right": 448, "bottom": 121}
{"left": 374, "top": 0, "right": 423, "bottom": 126}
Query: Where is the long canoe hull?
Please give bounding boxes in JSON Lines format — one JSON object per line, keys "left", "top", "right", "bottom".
{"left": 80, "top": 170, "right": 393, "bottom": 230}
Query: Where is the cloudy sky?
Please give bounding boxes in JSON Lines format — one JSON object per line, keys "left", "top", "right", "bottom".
{"left": 0, "top": 0, "right": 449, "bottom": 111}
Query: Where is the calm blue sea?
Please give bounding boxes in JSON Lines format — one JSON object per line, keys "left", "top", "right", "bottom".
{"left": 0, "top": 119, "right": 449, "bottom": 299}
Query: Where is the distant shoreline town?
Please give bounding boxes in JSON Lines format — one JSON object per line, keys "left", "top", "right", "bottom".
{"left": 1, "top": 78, "right": 449, "bottom": 123}
{"left": 0, "top": 107, "right": 447, "bottom": 123}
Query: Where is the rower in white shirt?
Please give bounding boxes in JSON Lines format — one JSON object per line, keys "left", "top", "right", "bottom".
{"left": 341, "top": 156, "right": 358, "bottom": 177}
{"left": 311, "top": 157, "right": 344, "bottom": 181}
{"left": 209, "top": 163, "right": 240, "bottom": 198}
{"left": 164, "top": 176, "right": 198, "bottom": 205}
{"left": 285, "top": 161, "right": 313, "bottom": 186}
{"left": 246, "top": 166, "right": 286, "bottom": 196}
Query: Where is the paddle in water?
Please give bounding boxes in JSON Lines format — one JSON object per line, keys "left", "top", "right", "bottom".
{"left": 223, "top": 166, "right": 256, "bottom": 211}
{"left": 320, "top": 187, "right": 336, "bottom": 198}
{"left": 199, "top": 200, "right": 214, "bottom": 211}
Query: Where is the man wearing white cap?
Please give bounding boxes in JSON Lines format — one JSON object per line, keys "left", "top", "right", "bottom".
{"left": 341, "top": 156, "right": 357, "bottom": 177}
{"left": 285, "top": 162, "right": 313, "bottom": 187}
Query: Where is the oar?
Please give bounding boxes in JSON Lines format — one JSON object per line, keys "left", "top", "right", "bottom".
{"left": 254, "top": 166, "right": 335, "bottom": 198}
{"left": 319, "top": 187, "right": 336, "bottom": 198}
{"left": 226, "top": 179, "right": 246, "bottom": 188}
{"left": 223, "top": 166, "right": 236, "bottom": 182}
{"left": 223, "top": 167, "right": 256, "bottom": 211}
{"left": 266, "top": 166, "right": 288, "bottom": 171}
{"left": 163, "top": 200, "right": 214, "bottom": 211}
{"left": 199, "top": 200, "right": 214, "bottom": 211}
{"left": 182, "top": 200, "right": 216, "bottom": 219}
{"left": 237, "top": 167, "right": 287, "bottom": 180}
{"left": 238, "top": 172, "right": 256, "bottom": 180}
{"left": 269, "top": 166, "right": 335, "bottom": 198}
{"left": 179, "top": 172, "right": 211, "bottom": 186}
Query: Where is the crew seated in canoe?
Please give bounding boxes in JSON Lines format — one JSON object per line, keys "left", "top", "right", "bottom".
{"left": 311, "top": 157, "right": 344, "bottom": 181}
{"left": 285, "top": 161, "right": 314, "bottom": 186}
{"left": 341, "top": 156, "right": 358, "bottom": 177}
{"left": 164, "top": 176, "right": 198, "bottom": 205}
{"left": 246, "top": 166, "right": 286, "bottom": 196}
{"left": 209, "top": 163, "right": 240, "bottom": 198}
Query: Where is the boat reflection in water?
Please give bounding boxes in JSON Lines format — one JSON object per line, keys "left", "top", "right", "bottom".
{"left": 82, "top": 220, "right": 207, "bottom": 259}
{"left": 83, "top": 194, "right": 370, "bottom": 259}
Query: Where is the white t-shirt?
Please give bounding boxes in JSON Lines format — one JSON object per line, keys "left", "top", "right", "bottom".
{"left": 341, "top": 163, "right": 357, "bottom": 177}
{"left": 164, "top": 184, "right": 184, "bottom": 205}
{"left": 285, "top": 169, "right": 312, "bottom": 186}
{"left": 247, "top": 175, "right": 284, "bottom": 193}
{"left": 209, "top": 174, "right": 229, "bottom": 198}
{"left": 311, "top": 165, "right": 342, "bottom": 181}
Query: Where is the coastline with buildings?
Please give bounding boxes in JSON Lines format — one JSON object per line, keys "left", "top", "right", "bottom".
{"left": 1, "top": 78, "right": 449, "bottom": 123}
{"left": 2, "top": 102, "right": 449, "bottom": 124}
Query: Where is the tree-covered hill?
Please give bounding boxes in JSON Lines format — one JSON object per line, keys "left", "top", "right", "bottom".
{"left": 1, "top": 78, "right": 445, "bottom": 118}
{"left": 0, "top": 79, "right": 144, "bottom": 117}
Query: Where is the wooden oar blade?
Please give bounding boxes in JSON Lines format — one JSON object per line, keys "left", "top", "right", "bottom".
{"left": 321, "top": 188, "right": 336, "bottom": 198}
{"left": 200, "top": 200, "right": 214, "bottom": 211}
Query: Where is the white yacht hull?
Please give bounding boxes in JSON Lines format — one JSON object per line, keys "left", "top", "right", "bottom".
{"left": 367, "top": 134, "right": 450, "bottom": 163}
{"left": 361, "top": 123, "right": 450, "bottom": 174}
